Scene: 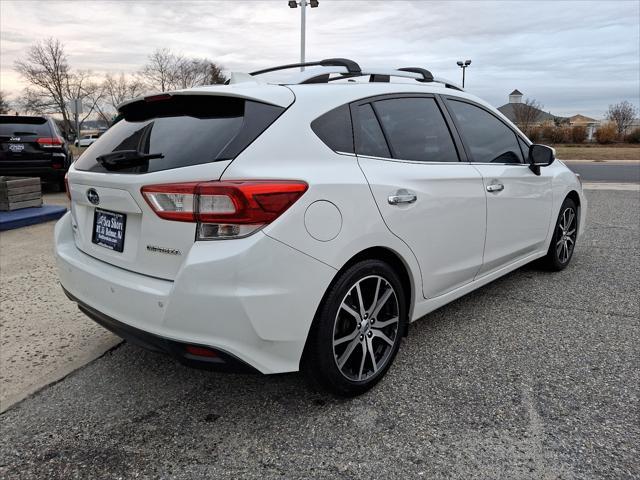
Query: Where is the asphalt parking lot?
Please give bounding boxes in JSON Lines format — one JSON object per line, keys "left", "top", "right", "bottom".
{"left": 1, "top": 188, "right": 638, "bottom": 479}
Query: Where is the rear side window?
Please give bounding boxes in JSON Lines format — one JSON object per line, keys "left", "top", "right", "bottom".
{"left": 74, "top": 95, "right": 284, "bottom": 173}
{"left": 373, "top": 97, "right": 458, "bottom": 162}
{"left": 448, "top": 100, "right": 523, "bottom": 164}
{"left": 0, "top": 116, "right": 52, "bottom": 137}
{"left": 355, "top": 104, "right": 390, "bottom": 158}
{"left": 311, "top": 105, "right": 354, "bottom": 153}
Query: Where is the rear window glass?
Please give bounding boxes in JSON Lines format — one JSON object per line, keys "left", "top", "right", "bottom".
{"left": 355, "top": 104, "right": 390, "bottom": 158}
{"left": 74, "top": 95, "right": 284, "bottom": 173}
{"left": 311, "top": 104, "right": 354, "bottom": 153}
{"left": 0, "top": 116, "right": 51, "bottom": 137}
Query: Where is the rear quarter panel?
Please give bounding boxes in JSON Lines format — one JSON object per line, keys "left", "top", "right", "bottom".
{"left": 220, "top": 98, "right": 424, "bottom": 313}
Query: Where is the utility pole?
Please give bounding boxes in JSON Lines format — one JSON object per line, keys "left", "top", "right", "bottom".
{"left": 288, "top": 0, "right": 319, "bottom": 71}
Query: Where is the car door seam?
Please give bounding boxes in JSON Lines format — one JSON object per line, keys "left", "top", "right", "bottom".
{"left": 355, "top": 156, "right": 426, "bottom": 299}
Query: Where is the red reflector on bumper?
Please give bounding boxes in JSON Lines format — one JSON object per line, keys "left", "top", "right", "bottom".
{"left": 185, "top": 345, "right": 218, "bottom": 358}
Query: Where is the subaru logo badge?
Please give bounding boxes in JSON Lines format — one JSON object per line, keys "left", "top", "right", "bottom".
{"left": 86, "top": 188, "right": 100, "bottom": 205}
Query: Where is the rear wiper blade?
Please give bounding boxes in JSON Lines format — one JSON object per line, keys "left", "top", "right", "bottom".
{"left": 96, "top": 150, "right": 164, "bottom": 169}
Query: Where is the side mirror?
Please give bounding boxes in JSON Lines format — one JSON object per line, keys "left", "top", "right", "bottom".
{"left": 528, "top": 144, "right": 555, "bottom": 175}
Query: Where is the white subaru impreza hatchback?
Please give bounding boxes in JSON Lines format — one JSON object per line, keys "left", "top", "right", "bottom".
{"left": 56, "top": 59, "right": 586, "bottom": 396}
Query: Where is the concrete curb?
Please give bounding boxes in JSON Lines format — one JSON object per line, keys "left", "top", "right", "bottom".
{"left": 582, "top": 182, "right": 640, "bottom": 191}
{"left": 561, "top": 159, "right": 640, "bottom": 164}
{"left": 0, "top": 337, "right": 123, "bottom": 414}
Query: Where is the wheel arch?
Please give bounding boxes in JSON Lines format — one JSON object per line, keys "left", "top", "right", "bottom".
{"left": 565, "top": 189, "right": 582, "bottom": 232}
{"left": 336, "top": 247, "right": 415, "bottom": 321}
{"left": 300, "top": 246, "right": 415, "bottom": 368}
{"left": 566, "top": 190, "right": 581, "bottom": 208}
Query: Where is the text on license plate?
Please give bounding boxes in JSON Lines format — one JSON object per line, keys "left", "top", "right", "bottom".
{"left": 92, "top": 208, "right": 126, "bottom": 252}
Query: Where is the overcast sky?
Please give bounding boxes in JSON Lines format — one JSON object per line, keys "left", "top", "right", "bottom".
{"left": 1, "top": 0, "right": 638, "bottom": 118}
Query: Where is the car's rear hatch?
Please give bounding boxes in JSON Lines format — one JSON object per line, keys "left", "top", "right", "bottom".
{"left": 68, "top": 86, "right": 294, "bottom": 280}
{"left": 0, "top": 116, "right": 56, "bottom": 167}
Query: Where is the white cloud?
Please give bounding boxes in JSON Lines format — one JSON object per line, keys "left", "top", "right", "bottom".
{"left": 1, "top": 0, "right": 638, "bottom": 117}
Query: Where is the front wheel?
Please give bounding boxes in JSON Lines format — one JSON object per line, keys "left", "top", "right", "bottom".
{"left": 302, "top": 259, "right": 407, "bottom": 397}
{"left": 540, "top": 197, "right": 578, "bottom": 271}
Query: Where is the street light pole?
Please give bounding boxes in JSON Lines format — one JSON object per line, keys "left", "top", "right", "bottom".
{"left": 288, "top": 0, "right": 318, "bottom": 71}
{"left": 300, "top": 0, "right": 306, "bottom": 69}
{"left": 456, "top": 59, "right": 472, "bottom": 88}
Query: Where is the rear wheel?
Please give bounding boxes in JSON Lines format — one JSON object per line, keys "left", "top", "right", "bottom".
{"left": 540, "top": 197, "right": 578, "bottom": 271}
{"left": 302, "top": 259, "right": 406, "bottom": 397}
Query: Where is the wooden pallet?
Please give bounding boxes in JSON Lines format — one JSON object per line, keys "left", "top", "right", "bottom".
{"left": 0, "top": 177, "right": 42, "bottom": 211}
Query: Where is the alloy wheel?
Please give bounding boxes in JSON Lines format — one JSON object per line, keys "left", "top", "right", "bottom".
{"left": 332, "top": 275, "right": 400, "bottom": 381}
{"left": 556, "top": 207, "right": 577, "bottom": 264}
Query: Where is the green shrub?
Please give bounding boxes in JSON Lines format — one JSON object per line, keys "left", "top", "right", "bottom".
{"left": 594, "top": 123, "right": 618, "bottom": 144}
{"left": 570, "top": 125, "right": 587, "bottom": 143}
{"left": 625, "top": 127, "right": 640, "bottom": 143}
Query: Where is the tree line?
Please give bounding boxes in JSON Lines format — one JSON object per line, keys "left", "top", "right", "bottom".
{"left": 1, "top": 38, "right": 226, "bottom": 137}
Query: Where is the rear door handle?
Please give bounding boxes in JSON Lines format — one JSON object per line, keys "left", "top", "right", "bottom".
{"left": 388, "top": 190, "right": 417, "bottom": 205}
{"left": 486, "top": 183, "right": 504, "bottom": 193}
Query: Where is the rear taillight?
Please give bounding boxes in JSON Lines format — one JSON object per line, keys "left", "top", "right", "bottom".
{"left": 37, "top": 137, "right": 63, "bottom": 148}
{"left": 141, "top": 180, "right": 308, "bottom": 239}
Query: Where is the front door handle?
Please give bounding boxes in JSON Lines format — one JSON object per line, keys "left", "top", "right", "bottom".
{"left": 388, "top": 190, "right": 417, "bottom": 205}
{"left": 486, "top": 183, "right": 504, "bottom": 193}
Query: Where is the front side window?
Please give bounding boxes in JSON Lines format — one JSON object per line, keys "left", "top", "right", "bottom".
{"left": 372, "top": 97, "right": 459, "bottom": 162}
{"left": 518, "top": 136, "right": 530, "bottom": 161}
{"left": 448, "top": 100, "right": 524, "bottom": 164}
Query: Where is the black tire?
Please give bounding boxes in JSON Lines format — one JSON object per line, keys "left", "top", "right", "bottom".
{"left": 302, "top": 259, "right": 407, "bottom": 397}
{"left": 539, "top": 197, "right": 578, "bottom": 271}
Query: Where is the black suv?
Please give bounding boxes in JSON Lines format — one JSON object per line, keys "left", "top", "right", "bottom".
{"left": 0, "top": 115, "right": 72, "bottom": 188}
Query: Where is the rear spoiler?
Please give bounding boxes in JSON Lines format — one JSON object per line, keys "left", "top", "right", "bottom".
{"left": 117, "top": 85, "right": 295, "bottom": 112}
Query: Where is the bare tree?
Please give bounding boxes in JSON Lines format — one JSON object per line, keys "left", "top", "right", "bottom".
{"left": 66, "top": 70, "right": 104, "bottom": 130}
{"left": 141, "top": 48, "right": 177, "bottom": 92}
{"left": 15, "top": 88, "right": 58, "bottom": 115}
{"left": 513, "top": 98, "right": 543, "bottom": 134}
{"left": 0, "top": 91, "right": 11, "bottom": 114}
{"left": 14, "top": 38, "right": 73, "bottom": 135}
{"left": 173, "top": 58, "right": 211, "bottom": 89}
{"left": 104, "top": 73, "right": 146, "bottom": 111}
{"left": 607, "top": 101, "right": 638, "bottom": 136}
{"left": 140, "top": 48, "right": 226, "bottom": 92}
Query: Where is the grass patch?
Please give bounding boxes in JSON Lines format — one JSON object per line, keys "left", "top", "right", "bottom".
{"left": 552, "top": 144, "right": 640, "bottom": 161}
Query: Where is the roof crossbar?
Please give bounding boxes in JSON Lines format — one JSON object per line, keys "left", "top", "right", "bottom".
{"left": 251, "top": 58, "right": 361, "bottom": 76}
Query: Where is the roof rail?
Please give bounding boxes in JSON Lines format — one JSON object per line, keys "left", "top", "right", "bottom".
{"left": 397, "top": 67, "right": 434, "bottom": 83}
{"left": 245, "top": 60, "right": 464, "bottom": 91}
{"left": 297, "top": 68, "right": 464, "bottom": 91}
{"left": 250, "top": 58, "right": 361, "bottom": 76}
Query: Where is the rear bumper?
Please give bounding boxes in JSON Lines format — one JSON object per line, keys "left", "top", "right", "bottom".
{"left": 54, "top": 212, "right": 336, "bottom": 374}
{"left": 63, "top": 287, "right": 258, "bottom": 372}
